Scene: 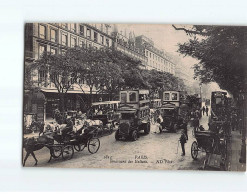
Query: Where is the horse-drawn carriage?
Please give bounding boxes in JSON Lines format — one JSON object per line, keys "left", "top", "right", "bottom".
{"left": 47, "top": 126, "right": 100, "bottom": 161}
{"left": 191, "top": 130, "right": 227, "bottom": 170}
{"left": 23, "top": 122, "right": 101, "bottom": 166}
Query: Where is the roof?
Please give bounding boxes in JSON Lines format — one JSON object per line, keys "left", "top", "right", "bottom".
{"left": 41, "top": 88, "right": 98, "bottom": 94}
{"left": 92, "top": 101, "right": 120, "bottom": 106}
{"left": 120, "top": 89, "right": 149, "bottom": 94}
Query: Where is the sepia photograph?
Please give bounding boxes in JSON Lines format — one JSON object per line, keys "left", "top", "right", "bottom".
{"left": 22, "top": 23, "right": 246, "bottom": 171}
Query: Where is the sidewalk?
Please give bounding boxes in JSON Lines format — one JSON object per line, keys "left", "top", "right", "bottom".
{"left": 227, "top": 130, "right": 246, "bottom": 171}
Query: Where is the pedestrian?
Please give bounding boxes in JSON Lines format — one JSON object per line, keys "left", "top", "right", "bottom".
{"left": 179, "top": 129, "right": 188, "bottom": 156}
{"left": 179, "top": 118, "right": 188, "bottom": 140}
{"left": 202, "top": 106, "right": 205, "bottom": 116}
{"left": 156, "top": 111, "right": 163, "bottom": 133}
{"left": 195, "top": 109, "right": 200, "bottom": 118}
{"left": 205, "top": 106, "right": 209, "bottom": 116}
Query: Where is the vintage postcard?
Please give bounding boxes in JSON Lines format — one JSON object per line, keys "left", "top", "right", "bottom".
{"left": 23, "top": 23, "right": 246, "bottom": 171}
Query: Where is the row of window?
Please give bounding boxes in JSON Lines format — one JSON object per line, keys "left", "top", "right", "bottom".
{"left": 139, "top": 109, "right": 149, "bottom": 118}
{"left": 39, "top": 24, "right": 110, "bottom": 47}
{"left": 61, "top": 23, "right": 111, "bottom": 35}
{"left": 38, "top": 39, "right": 108, "bottom": 59}
{"left": 149, "top": 59, "right": 174, "bottom": 72}
{"left": 145, "top": 50, "right": 173, "bottom": 66}
{"left": 38, "top": 45, "right": 58, "bottom": 57}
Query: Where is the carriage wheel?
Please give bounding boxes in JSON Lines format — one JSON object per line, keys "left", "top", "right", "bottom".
{"left": 88, "top": 138, "right": 100, "bottom": 154}
{"left": 62, "top": 145, "right": 74, "bottom": 160}
{"left": 50, "top": 146, "right": 62, "bottom": 158}
{"left": 74, "top": 143, "right": 86, "bottom": 152}
{"left": 191, "top": 141, "right": 199, "bottom": 160}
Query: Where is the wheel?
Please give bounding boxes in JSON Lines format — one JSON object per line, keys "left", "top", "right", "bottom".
{"left": 115, "top": 130, "right": 120, "bottom": 141}
{"left": 131, "top": 130, "right": 138, "bottom": 141}
{"left": 50, "top": 146, "right": 62, "bottom": 158}
{"left": 62, "top": 145, "right": 74, "bottom": 160}
{"left": 191, "top": 141, "right": 199, "bottom": 160}
{"left": 88, "top": 138, "right": 100, "bottom": 154}
{"left": 144, "top": 123, "right": 150, "bottom": 134}
{"left": 73, "top": 143, "right": 86, "bottom": 152}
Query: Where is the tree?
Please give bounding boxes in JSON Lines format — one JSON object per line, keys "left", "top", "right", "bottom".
{"left": 138, "top": 69, "right": 186, "bottom": 98}
{"left": 31, "top": 45, "right": 187, "bottom": 113}
{"left": 33, "top": 51, "right": 79, "bottom": 113}
{"left": 173, "top": 25, "right": 247, "bottom": 97}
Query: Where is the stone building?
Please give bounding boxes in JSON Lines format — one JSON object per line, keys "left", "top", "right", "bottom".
{"left": 135, "top": 35, "right": 176, "bottom": 75}
{"left": 111, "top": 25, "right": 148, "bottom": 67}
{"left": 24, "top": 23, "right": 114, "bottom": 120}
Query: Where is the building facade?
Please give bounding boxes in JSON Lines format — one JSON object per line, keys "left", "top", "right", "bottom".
{"left": 24, "top": 23, "right": 115, "bottom": 119}
{"left": 135, "top": 35, "right": 176, "bottom": 75}
{"left": 25, "top": 23, "right": 113, "bottom": 60}
{"left": 111, "top": 26, "right": 148, "bottom": 67}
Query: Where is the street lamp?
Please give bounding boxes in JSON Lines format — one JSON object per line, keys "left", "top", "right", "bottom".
{"left": 239, "top": 89, "right": 246, "bottom": 163}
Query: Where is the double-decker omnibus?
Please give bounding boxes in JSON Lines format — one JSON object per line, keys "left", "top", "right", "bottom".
{"left": 210, "top": 91, "right": 228, "bottom": 121}
{"left": 115, "top": 89, "right": 151, "bottom": 141}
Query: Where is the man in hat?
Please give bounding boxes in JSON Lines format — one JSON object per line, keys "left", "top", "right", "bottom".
{"left": 179, "top": 129, "right": 188, "bottom": 156}
{"left": 62, "top": 117, "right": 74, "bottom": 137}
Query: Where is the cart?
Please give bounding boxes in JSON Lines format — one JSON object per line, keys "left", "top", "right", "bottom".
{"left": 191, "top": 130, "right": 227, "bottom": 170}
{"left": 47, "top": 127, "right": 100, "bottom": 162}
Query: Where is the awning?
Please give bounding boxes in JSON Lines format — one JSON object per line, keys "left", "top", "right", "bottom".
{"left": 31, "top": 91, "right": 46, "bottom": 103}
{"left": 40, "top": 88, "right": 98, "bottom": 94}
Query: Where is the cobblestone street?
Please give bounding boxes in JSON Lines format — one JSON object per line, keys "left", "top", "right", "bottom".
{"left": 23, "top": 114, "right": 211, "bottom": 170}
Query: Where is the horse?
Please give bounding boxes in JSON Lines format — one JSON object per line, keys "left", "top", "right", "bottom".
{"left": 22, "top": 134, "right": 54, "bottom": 166}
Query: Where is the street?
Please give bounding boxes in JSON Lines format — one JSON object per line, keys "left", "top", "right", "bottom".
{"left": 23, "top": 113, "right": 210, "bottom": 170}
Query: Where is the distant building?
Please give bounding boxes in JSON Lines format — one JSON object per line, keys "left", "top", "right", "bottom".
{"left": 111, "top": 25, "right": 148, "bottom": 67}
{"left": 135, "top": 35, "right": 176, "bottom": 75}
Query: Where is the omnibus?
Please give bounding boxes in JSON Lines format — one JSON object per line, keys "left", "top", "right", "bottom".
{"left": 116, "top": 89, "right": 151, "bottom": 141}
{"left": 210, "top": 91, "right": 228, "bottom": 121}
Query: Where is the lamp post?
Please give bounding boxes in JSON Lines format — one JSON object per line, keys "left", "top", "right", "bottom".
{"left": 239, "top": 89, "right": 246, "bottom": 163}
{"left": 199, "top": 83, "right": 202, "bottom": 107}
